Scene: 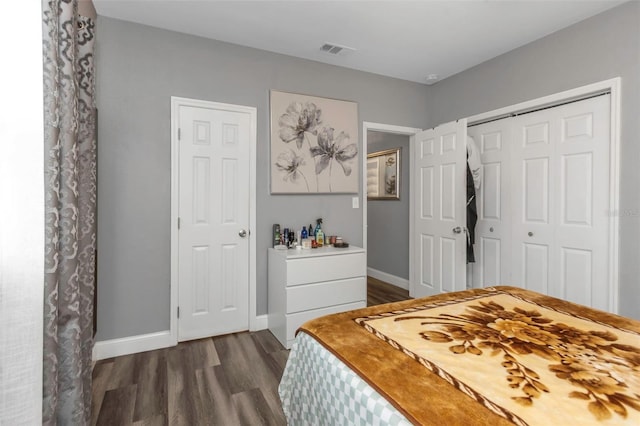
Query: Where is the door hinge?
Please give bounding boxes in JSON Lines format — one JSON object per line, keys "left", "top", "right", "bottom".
{"left": 178, "top": 128, "right": 181, "bottom": 140}
{"left": 177, "top": 306, "right": 180, "bottom": 318}
{"left": 178, "top": 217, "right": 181, "bottom": 229}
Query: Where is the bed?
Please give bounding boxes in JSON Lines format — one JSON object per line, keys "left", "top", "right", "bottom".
{"left": 279, "top": 286, "right": 640, "bottom": 425}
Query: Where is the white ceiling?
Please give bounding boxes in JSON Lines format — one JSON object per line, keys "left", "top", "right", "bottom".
{"left": 93, "top": 0, "right": 625, "bottom": 84}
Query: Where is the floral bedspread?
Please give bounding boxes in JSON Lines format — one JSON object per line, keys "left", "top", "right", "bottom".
{"left": 298, "top": 286, "right": 640, "bottom": 426}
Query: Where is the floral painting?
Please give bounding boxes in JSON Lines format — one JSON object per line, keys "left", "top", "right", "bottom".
{"left": 270, "top": 90, "right": 358, "bottom": 193}
{"left": 357, "top": 292, "right": 640, "bottom": 425}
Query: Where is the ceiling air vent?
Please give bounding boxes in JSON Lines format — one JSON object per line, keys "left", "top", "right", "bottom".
{"left": 320, "top": 42, "right": 355, "bottom": 56}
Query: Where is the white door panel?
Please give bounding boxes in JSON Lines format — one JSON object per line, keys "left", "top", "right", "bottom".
{"left": 178, "top": 105, "right": 250, "bottom": 341}
{"left": 411, "top": 120, "right": 467, "bottom": 298}
{"left": 557, "top": 97, "right": 610, "bottom": 310}
{"left": 468, "top": 120, "right": 511, "bottom": 288}
{"left": 511, "top": 115, "right": 555, "bottom": 298}
{"left": 521, "top": 242, "right": 549, "bottom": 295}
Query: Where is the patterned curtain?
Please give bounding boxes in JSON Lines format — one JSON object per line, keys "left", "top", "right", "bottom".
{"left": 42, "top": 0, "right": 97, "bottom": 424}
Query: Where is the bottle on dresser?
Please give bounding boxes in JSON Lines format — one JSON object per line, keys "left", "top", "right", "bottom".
{"left": 273, "top": 224, "right": 281, "bottom": 248}
{"left": 288, "top": 228, "right": 295, "bottom": 247}
{"left": 315, "top": 218, "right": 324, "bottom": 247}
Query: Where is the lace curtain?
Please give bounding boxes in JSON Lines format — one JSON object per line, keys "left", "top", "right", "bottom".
{"left": 42, "top": 0, "right": 97, "bottom": 424}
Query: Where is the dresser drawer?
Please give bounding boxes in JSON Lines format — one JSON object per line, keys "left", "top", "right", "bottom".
{"left": 284, "top": 301, "right": 366, "bottom": 344}
{"left": 286, "top": 277, "right": 365, "bottom": 314}
{"left": 286, "top": 252, "right": 365, "bottom": 286}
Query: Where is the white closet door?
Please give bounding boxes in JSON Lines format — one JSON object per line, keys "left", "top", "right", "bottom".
{"left": 411, "top": 120, "right": 467, "bottom": 298}
{"left": 468, "top": 121, "right": 512, "bottom": 288}
{"left": 510, "top": 95, "right": 610, "bottom": 310}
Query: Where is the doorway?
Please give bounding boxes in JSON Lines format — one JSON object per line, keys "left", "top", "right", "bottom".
{"left": 170, "top": 97, "right": 258, "bottom": 343}
{"left": 362, "top": 122, "right": 420, "bottom": 299}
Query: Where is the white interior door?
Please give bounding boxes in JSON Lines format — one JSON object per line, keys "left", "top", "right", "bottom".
{"left": 511, "top": 95, "right": 610, "bottom": 310}
{"left": 177, "top": 103, "right": 251, "bottom": 341}
{"left": 468, "top": 121, "right": 512, "bottom": 288}
{"left": 411, "top": 120, "right": 467, "bottom": 298}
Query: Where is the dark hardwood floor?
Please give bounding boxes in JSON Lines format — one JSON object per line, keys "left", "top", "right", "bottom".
{"left": 367, "top": 276, "right": 411, "bottom": 306}
{"left": 91, "top": 277, "right": 410, "bottom": 425}
{"left": 92, "top": 330, "right": 289, "bottom": 426}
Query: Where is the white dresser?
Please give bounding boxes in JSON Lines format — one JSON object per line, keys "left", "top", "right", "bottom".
{"left": 268, "top": 245, "right": 366, "bottom": 349}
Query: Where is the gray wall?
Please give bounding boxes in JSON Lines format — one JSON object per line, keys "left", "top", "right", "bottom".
{"left": 96, "top": 1, "right": 640, "bottom": 341}
{"left": 95, "top": 17, "right": 430, "bottom": 340}
{"left": 367, "top": 131, "right": 410, "bottom": 280}
{"left": 427, "top": 1, "right": 640, "bottom": 319}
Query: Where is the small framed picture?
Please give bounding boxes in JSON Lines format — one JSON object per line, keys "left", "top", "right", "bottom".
{"left": 367, "top": 147, "right": 400, "bottom": 200}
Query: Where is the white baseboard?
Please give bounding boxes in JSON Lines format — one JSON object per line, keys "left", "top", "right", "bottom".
{"left": 367, "top": 267, "right": 409, "bottom": 290}
{"left": 93, "top": 330, "right": 175, "bottom": 361}
{"left": 94, "top": 315, "right": 270, "bottom": 361}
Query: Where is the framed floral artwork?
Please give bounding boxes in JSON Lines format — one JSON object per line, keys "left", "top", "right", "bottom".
{"left": 367, "top": 148, "right": 400, "bottom": 200}
{"left": 270, "top": 90, "right": 359, "bottom": 193}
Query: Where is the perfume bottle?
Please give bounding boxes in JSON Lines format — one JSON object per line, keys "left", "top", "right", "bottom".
{"left": 315, "top": 218, "right": 324, "bottom": 247}
{"left": 288, "top": 228, "right": 295, "bottom": 248}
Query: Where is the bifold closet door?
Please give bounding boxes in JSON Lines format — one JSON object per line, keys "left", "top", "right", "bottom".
{"left": 511, "top": 95, "right": 610, "bottom": 310}
{"left": 470, "top": 94, "right": 611, "bottom": 312}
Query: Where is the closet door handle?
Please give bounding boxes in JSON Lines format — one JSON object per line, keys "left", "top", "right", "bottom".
{"left": 453, "top": 226, "right": 462, "bottom": 234}
{"left": 528, "top": 231, "right": 534, "bottom": 237}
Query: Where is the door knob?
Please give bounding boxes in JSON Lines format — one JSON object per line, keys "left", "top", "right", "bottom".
{"left": 528, "top": 231, "right": 534, "bottom": 237}
{"left": 239, "top": 229, "right": 247, "bottom": 238}
{"left": 452, "top": 226, "right": 462, "bottom": 234}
